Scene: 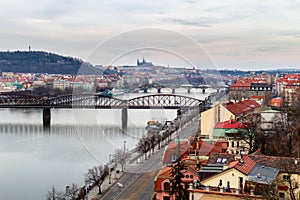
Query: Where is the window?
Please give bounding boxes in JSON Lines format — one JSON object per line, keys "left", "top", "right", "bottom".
{"left": 190, "top": 175, "right": 194, "bottom": 179}
{"left": 283, "top": 175, "right": 291, "bottom": 181}
{"left": 163, "top": 182, "right": 170, "bottom": 191}
{"left": 170, "top": 154, "right": 178, "bottom": 162}
{"left": 163, "top": 196, "right": 171, "bottom": 200}
{"left": 216, "top": 157, "right": 222, "bottom": 163}
{"left": 186, "top": 174, "right": 189, "bottom": 179}
{"left": 279, "top": 192, "right": 285, "bottom": 199}
{"left": 232, "top": 141, "right": 235, "bottom": 147}
{"left": 237, "top": 141, "right": 239, "bottom": 147}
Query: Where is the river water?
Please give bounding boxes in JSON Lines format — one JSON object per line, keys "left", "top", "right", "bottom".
{"left": 0, "top": 88, "right": 214, "bottom": 200}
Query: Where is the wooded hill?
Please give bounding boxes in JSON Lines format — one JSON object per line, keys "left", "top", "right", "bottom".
{"left": 0, "top": 51, "right": 102, "bottom": 75}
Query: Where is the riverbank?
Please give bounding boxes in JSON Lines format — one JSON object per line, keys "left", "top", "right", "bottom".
{"left": 86, "top": 108, "right": 200, "bottom": 199}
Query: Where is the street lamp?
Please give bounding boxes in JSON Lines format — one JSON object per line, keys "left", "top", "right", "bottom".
{"left": 123, "top": 140, "right": 126, "bottom": 152}
{"left": 123, "top": 141, "right": 126, "bottom": 171}
{"left": 109, "top": 154, "right": 112, "bottom": 184}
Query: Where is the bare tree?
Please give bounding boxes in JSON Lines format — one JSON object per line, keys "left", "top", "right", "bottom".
{"left": 113, "top": 148, "right": 130, "bottom": 172}
{"left": 65, "top": 183, "right": 80, "bottom": 200}
{"left": 156, "top": 133, "right": 162, "bottom": 149}
{"left": 84, "top": 165, "right": 109, "bottom": 194}
{"left": 263, "top": 89, "right": 300, "bottom": 157}
{"left": 239, "top": 112, "right": 263, "bottom": 154}
{"left": 46, "top": 186, "right": 64, "bottom": 200}
{"left": 149, "top": 133, "right": 157, "bottom": 154}
{"left": 137, "top": 137, "right": 150, "bottom": 160}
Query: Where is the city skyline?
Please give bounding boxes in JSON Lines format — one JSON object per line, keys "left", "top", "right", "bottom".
{"left": 1, "top": 1, "right": 300, "bottom": 70}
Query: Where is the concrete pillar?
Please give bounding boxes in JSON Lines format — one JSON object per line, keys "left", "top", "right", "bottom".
{"left": 172, "top": 88, "right": 176, "bottom": 94}
{"left": 121, "top": 108, "right": 128, "bottom": 132}
{"left": 43, "top": 107, "right": 51, "bottom": 131}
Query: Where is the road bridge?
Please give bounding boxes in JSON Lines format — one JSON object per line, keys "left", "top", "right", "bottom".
{"left": 139, "top": 83, "right": 227, "bottom": 94}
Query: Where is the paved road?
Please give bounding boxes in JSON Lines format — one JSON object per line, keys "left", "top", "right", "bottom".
{"left": 100, "top": 116, "right": 200, "bottom": 200}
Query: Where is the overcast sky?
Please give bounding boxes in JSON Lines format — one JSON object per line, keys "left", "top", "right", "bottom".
{"left": 1, "top": 0, "right": 300, "bottom": 70}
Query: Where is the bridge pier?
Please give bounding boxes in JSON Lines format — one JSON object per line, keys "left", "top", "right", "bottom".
{"left": 43, "top": 107, "right": 51, "bottom": 131}
{"left": 172, "top": 88, "right": 176, "bottom": 94}
{"left": 121, "top": 108, "right": 128, "bottom": 133}
{"left": 202, "top": 88, "right": 206, "bottom": 93}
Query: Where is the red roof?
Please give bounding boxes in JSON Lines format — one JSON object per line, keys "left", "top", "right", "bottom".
{"left": 214, "top": 119, "right": 246, "bottom": 129}
{"left": 230, "top": 156, "right": 256, "bottom": 175}
{"left": 224, "top": 100, "right": 260, "bottom": 116}
{"left": 193, "top": 141, "right": 226, "bottom": 156}
{"left": 163, "top": 140, "right": 190, "bottom": 163}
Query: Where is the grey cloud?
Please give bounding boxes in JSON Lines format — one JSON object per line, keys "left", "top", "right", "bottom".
{"left": 160, "top": 17, "right": 213, "bottom": 27}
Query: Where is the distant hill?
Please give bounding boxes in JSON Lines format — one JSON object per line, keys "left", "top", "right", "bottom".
{"left": 0, "top": 51, "right": 103, "bottom": 75}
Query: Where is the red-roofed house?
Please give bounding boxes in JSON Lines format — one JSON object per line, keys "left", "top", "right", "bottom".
{"left": 213, "top": 119, "right": 250, "bottom": 154}
{"left": 275, "top": 74, "right": 300, "bottom": 105}
{"left": 163, "top": 139, "right": 190, "bottom": 165}
{"left": 201, "top": 100, "right": 260, "bottom": 139}
{"left": 201, "top": 155, "right": 256, "bottom": 194}
{"left": 154, "top": 165, "right": 199, "bottom": 200}
{"left": 229, "top": 75, "right": 272, "bottom": 102}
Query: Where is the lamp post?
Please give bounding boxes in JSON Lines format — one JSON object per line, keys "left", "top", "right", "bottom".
{"left": 123, "top": 140, "right": 126, "bottom": 171}
{"left": 123, "top": 140, "right": 126, "bottom": 153}
{"left": 109, "top": 154, "right": 112, "bottom": 184}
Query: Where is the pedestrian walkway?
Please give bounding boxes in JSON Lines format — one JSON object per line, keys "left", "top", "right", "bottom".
{"left": 87, "top": 114, "right": 200, "bottom": 200}
{"left": 86, "top": 149, "right": 143, "bottom": 200}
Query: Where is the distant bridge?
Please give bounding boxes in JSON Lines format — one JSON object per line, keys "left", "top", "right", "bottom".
{"left": 139, "top": 83, "right": 227, "bottom": 94}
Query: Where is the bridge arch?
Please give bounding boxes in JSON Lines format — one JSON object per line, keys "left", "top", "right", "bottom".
{"left": 127, "top": 94, "right": 204, "bottom": 109}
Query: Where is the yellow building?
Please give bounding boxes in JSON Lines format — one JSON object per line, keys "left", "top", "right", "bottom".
{"left": 201, "top": 101, "right": 232, "bottom": 139}
{"left": 200, "top": 156, "right": 256, "bottom": 193}
{"left": 201, "top": 100, "right": 260, "bottom": 139}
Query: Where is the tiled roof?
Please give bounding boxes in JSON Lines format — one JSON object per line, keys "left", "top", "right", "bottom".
{"left": 214, "top": 119, "right": 246, "bottom": 129}
{"left": 231, "top": 156, "right": 256, "bottom": 175}
{"left": 224, "top": 100, "right": 260, "bottom": 116}
{"left": 248, "top": 153, "right": 300, "bottom": 174}
{"left": 165, "top": 140, "right": 190, "bottom": 152}
{"left": 194, "top": 141, "right": 225, "bottom": 156}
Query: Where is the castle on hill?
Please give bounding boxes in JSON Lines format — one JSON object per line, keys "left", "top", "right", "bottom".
{"left": 137, "top": 58, "right": 153, "bottom": 67}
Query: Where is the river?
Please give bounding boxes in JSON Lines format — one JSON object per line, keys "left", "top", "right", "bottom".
{"left": 0, "top": 88, "right": 215, "bottom": 200}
